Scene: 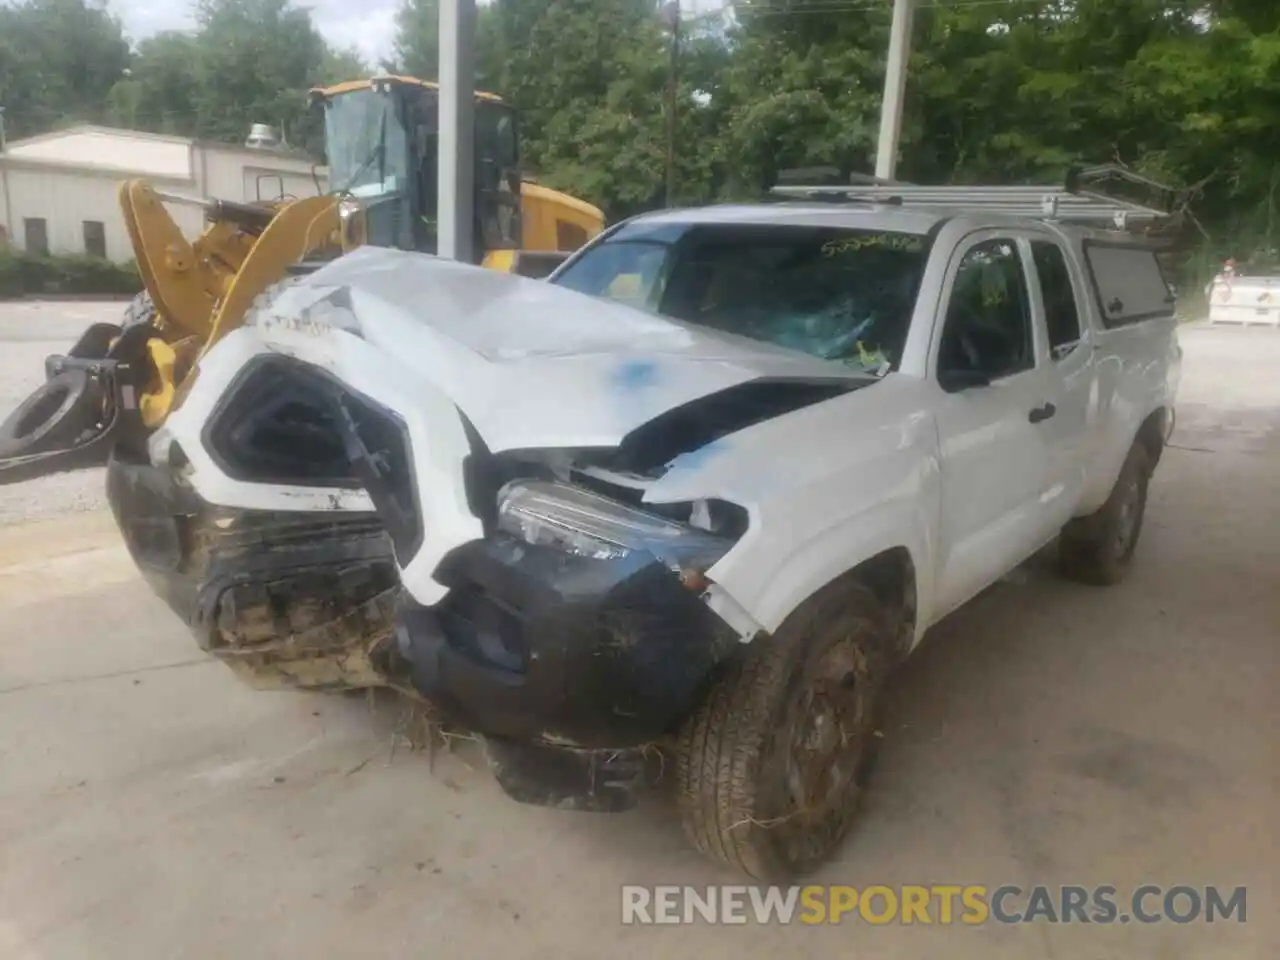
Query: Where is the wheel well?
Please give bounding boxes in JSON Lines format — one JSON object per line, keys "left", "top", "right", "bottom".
{"left": 771, "top": 547, "right": 917, "bottom": 663}
{"left": 692, "top": 547, "right": 918, "bottom": 705}
{"left": 1137, "top": 407, "right": 1170, "bottom": 468}
{"left": 850, "top": 547, "right": 917, "bottom": 662}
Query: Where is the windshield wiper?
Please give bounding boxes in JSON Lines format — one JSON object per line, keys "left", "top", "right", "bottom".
{"left": 334, "top": 108, "right": 389, "bottom": 196}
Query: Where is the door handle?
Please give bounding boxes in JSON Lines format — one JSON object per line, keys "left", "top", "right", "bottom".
{"left": 1028, "top": 402, "right": 1057, "bottom": 424}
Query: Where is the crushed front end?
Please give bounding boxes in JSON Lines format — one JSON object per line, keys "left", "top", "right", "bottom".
{"left": 106, "top": 418, "right": 750, "bottom": 812}
{"left": 13, "top": 247, "right": 866, "bottom": 814}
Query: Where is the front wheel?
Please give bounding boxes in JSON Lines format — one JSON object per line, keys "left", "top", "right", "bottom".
{"left": 674, "top": 582, "right": 890, "bottom": 880}
{"left": 1059, "top": 442, "right": 1151, "bottom": 586}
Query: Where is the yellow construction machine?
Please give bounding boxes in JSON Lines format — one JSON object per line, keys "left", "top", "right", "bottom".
{"left": 0, "top": 75, "right": 605, "bottom": 482}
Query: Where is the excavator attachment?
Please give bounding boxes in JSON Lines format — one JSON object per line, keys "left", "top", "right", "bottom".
{"left": 0, "top": 75, "right": 604, "bottom": 489}
{"left": 0, "top": 181, "right": 342, "bottom": 487}
{"left": 0, "top": 318, "right": 157, "bottom": 484}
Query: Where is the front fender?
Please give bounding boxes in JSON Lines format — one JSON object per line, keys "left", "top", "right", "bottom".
{"left": 643, "top": 376, "right": 942, "bottom": 641}
{"left": 732, "top": 496, "right": 934, "bottom": 643}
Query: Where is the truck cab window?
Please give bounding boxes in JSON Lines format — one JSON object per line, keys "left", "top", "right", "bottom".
{"left": 1032, "top": 241, "right": 1082, "bottom": 357}
{"left": 556, "top": 223, "right": 929, "bottom": 373}
{"left": 939, "top": 238, "right": 1033, "bottom": 388}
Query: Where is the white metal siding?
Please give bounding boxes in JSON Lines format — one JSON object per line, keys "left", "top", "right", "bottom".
{"left": 0, "top": 166, "right": 201, "bottom": 260}
{"left": 2, "top": 127, "right": 330, "bottom": 264}
{"left": 202, "top": 147, "right": 327, "bottom": 204}
{"left": 241, "top": 164, "right": 325, "bottom": 203}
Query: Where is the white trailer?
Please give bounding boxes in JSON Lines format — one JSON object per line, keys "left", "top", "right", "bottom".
{"left": 1208, "top": 274, "right": 1280, "bottom": 327}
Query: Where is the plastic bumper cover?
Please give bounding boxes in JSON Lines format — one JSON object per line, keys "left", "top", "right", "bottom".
{"left": 106, "top": 451, "right": 400, "bottom": 689}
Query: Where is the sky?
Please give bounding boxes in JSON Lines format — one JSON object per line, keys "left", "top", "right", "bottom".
{"left": 112, "top": 0, "right": 401, "bottom": 65}
{"left": 110, "top": 0, "right": 729, "bottom": 70}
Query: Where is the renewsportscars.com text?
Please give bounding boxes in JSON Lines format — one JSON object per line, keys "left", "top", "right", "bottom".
{"left": 621, "top": 884, "right": 1248, "bottom": 926}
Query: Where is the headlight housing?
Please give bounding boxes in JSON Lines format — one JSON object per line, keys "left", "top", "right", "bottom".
{"left": 496, "top": 480, "right": 733, "bottom": 575}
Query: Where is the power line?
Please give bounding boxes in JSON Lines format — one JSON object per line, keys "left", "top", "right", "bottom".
{"left": 736, "top": 0, "right": 1029, "bottom": 14}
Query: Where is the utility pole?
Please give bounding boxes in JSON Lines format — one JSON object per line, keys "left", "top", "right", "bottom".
{"left": 438, "top": 0, "right": 476, "bottom": 261}
{"left": 0, "top": 107, "right": 7, "bottom": 152}
{"left": 874, "top": 0, "right": 914, "bottom": 182}
{"left": 662, "top": 1, "right": 681, "bottom": 208}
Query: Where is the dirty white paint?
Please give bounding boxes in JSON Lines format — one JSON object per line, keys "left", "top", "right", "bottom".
{"left": 260, "top": 247, "right": 867, "bottom": 452}
{"left": 156, "top": 235, "right": 1179, "bottom": 641}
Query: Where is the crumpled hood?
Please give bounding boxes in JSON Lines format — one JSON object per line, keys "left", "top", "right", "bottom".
{"left": 257, "top": 246, "right": 866, "bottom": 453}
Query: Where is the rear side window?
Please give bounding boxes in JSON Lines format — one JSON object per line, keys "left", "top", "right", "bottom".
{"left": 1083, "top": 243, "right": 1175, "bottom": 328}
{"left": 1031, "top": 241, "right": 1082, "bottom": 357}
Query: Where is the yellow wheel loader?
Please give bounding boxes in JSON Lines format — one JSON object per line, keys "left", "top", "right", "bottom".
{"left": 0, "top": 75, "right": 604, "bottom": 483}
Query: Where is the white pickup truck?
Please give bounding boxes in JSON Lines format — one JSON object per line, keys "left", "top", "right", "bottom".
{"left": 97, "top": 191, "right": 1181, "bottom": 879}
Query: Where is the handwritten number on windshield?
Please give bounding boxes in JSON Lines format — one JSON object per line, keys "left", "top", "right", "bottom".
{"left": 822, "top": 234, "right": 923, "bottom": 257}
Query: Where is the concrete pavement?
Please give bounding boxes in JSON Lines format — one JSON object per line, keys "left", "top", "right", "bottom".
{"left": 0, "top": 323, "right": 1276, "bottom": 959}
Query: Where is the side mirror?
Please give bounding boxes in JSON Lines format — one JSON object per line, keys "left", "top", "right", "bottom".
{"left": 938, "top": 368, "right": 992, "bottom": 393}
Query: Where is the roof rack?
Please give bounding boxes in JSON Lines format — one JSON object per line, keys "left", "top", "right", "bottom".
{"left": 766, "top": 165, "right": 1179, "bottom": 230}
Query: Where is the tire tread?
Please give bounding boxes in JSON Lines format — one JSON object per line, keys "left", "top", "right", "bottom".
{"left": 675, "top": 581, "right": 886, "bottom": 879}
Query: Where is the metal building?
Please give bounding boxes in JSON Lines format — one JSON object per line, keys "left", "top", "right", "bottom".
{"left": 0, "top": 125, "right": 328, "bottom": 263}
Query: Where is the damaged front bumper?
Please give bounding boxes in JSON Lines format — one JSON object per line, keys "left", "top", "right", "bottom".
{"left": 107, "top": 452, "right": 743, "bottom": 812}
{"left": 107, "top": 450, "right": 402, "bottom": 691}
{"left": 397, "top": 534, "right": 741, "bottom": 809}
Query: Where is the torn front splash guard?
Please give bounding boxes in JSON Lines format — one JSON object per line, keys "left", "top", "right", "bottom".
{"left": 483, "top": 736, "right": 663, "bottom": 813}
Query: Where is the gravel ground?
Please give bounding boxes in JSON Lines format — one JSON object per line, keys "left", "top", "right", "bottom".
{"left": 0, "top": 301, "right": 128, "bottom": 526}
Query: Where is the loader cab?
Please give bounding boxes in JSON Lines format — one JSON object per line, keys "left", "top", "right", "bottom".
{"left": 312, "top": 76, "right": 522, "bottom": 264}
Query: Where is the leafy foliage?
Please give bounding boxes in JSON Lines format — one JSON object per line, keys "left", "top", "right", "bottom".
{"left": 1, "top": 0, "right": 1277, "bottom": 276}
{"left": 0, "top": 0, "right": 130, "bottom": 136}
{"left": 0, "top": 251, "right": 142, "bottom": 298}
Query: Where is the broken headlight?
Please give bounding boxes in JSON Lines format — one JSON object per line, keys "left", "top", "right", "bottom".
{"left": 496, "top": 480, "right": 732, "bottom": 574}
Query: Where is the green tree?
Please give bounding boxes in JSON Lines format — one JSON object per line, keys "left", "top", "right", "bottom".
{"left": 391, "top": 0, "right": 506, "bottom": 91}
{"left": 106, "top": 33, "right": 202, "bottom": 134}
{"left": 6, "top": 0, "right": 1278, "bottom": 273}
{"left": 0, "top": 0, "right": 131, "bottom": 138}
{"left": 187, "top": 0, "right": 332, "bottom": 145}
{"left": 392, "top": 0, "right": 442, "bottom": 77}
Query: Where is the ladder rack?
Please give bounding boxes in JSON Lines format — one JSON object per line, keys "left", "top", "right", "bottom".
{"left": 765, "top": 166, "right": 1180, "bottom": 230}
{"left": 767, "top": 183, "right": 1170, "bottom": 228}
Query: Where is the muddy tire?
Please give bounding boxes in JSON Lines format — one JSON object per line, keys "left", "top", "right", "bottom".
{"left": 1059, "top": 442, "right": 1151, "bottom": 586}
{"left": 674, "top": 581, "right": 890, "bottom": 880}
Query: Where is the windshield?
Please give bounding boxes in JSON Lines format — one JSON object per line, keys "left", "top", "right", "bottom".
{"left": 325, "top": 88, "right": 409, "bottom": 198}
{"left": 553, "top": 222, "right": 930, "bottom": 373}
